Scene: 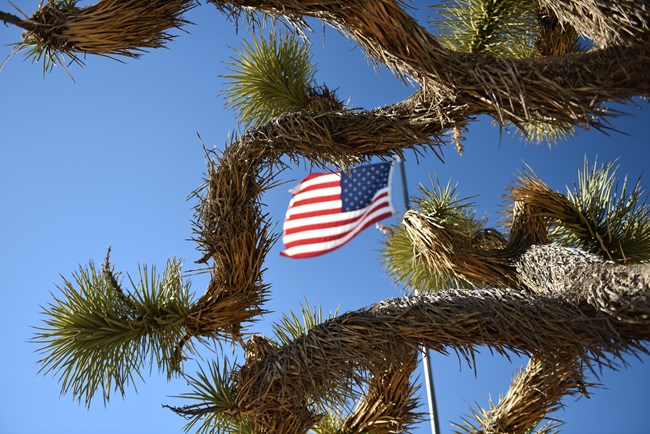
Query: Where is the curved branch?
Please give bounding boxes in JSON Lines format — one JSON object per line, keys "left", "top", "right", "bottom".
{"left": 185, "top": 95, "right": 453, "bottom": 341}
{"left": 233, "top": 261, "right": 650, "bottom": 432}
{"left": 212, "top": 0, "right": 650, "bottom": 128}
{"left": 470, "top": 353, "right": 589, "bottom": 433}
{"left": 341, "top": 346, "right": 421, "bottom": 432}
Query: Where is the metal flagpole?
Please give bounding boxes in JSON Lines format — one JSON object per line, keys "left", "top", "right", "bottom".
{"left": 422, "top": 350, "right": 441, "bottom": 434}
{"left": 396, "top": 157, "right": 441, "bottom": 434}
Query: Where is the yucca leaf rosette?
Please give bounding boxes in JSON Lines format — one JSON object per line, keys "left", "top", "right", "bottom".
{"left": 33, "top": 253, "right": 193, "bottom": 406}
{"left": 222, "top": 31, "right": 342, "bottom": 127}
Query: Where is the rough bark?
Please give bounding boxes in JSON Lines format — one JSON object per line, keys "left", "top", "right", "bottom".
{"left": 8, "top": 1, "right": 648, "bottom": 432}
{"left": 0, "top": 11, "right": 35, "bottom": 31}
{"left": 474, "top": 354, "right": 588, "bottom": 433}
{"left": 212, "top": 0, "right": 650, "bottom": 130}
{"left": 225, "top": 245, "right": 649, "bottom": 433}
{"left": 515, "top": 245, "right": 650, "bottom": 324}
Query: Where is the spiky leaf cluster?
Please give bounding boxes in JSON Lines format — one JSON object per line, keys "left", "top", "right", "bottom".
{"left": 550, "top": 159, "right": 650, "bottom": 263}
{"left": 512, "top": 119, "right": 577, "bottom": 146}
{"left": 272, "top": 301, "right": 361, "bottom": 415}
{"left": 222, "top": 31, "right": 316, "bottom": 127}
{"left": 309, "top": 412, "right": 347, "bottom": 434}
{"left": 431, "top": 0, "right": 538, "bottom": 58}
{"left": 6, "top": 0, "right": 81, "bottom": 75}
{"left": 382, "top": 179, "right": 484, "bottom": 292}
{"left": 432, "top": 0, "right": 580, "bottom": 144}
{"left": 5, "top": 0, "right": 195, "bottom": 78}
{"left": 272, "top": 299, "right": 338, "bottom": 345}
{"left": 33, "top": 257, "right": 192, "bottom": 406}
{"left": 171, "top": 359, "right": 251, "bottom": 434}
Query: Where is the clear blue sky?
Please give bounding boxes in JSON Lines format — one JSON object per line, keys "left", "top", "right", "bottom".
{"left": 1, "top": 2, "right": 648, "bottom": 433}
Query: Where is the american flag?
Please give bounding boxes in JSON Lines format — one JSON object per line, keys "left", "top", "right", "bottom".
{"left": 280, "top": 162, "right": 394, "bottom": 258}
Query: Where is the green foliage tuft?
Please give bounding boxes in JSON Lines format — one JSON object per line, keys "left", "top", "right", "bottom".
{"left": 431, "top": 0, "right": 538, "bottom": 58}
{"left": 222, "top": 31, "right": 316, "bottom": 127}
{"left": 32, "top": 256, "right": 192, "bottom": 407}
{"left": 513, "top": 120, "right": 577, "bottom": 146}
{"left": 172, "top": 359, "right": 251, "bottom": 434}
{"left": 412, "top": 179, "right": 483, "bottom": 233}
{"left": 382, "top": 179, "right": 483, "bottom": 292}
{"left": 309, "top": 412, "right": 346, "bottom": 434}
{"left": 550, "top": 159, "right": 650, "bottom": 263}
{"left": 272, "top": 298, "right": 338, "bottom": 345}
{"left": 4, "top": 0, "right": 82, "bottom": 77}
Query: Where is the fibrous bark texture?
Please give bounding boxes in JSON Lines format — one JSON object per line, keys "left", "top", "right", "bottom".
{"left": 230, "top": 249, "right": 649, "bottom": 432}
{"left": 212, "top": 0, "right": 650, "bottom": 131}
{"left": 472, "top": 354, "right": 589, "bottom": 433}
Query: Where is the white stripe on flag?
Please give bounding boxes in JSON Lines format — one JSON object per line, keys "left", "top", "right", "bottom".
{"left": 283, "top": 205, "right": 366, "bottom": 230}
{"left": 290, "top": 186, "right": 341, "bottom": 203}
{"left": 283, "top": 188, "right": 390, "bottom": 235}
{"left": 282, "top": 201, "right": 390, "bottom": 245}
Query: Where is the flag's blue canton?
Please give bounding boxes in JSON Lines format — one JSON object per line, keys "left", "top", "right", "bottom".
{"left": 341, "top": 162, "right": 391, "bottom": 212}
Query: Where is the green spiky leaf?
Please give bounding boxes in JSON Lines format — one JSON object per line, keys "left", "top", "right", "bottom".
{"left": 33, "top": 255, "right": 192, "bottom": 406}
{"left": 4, "top": 0, "right": 82, "bottom": 77}
{"left": 272, "top": 298, "right": 338, "bottom": 345}
{"left": 550, "top": 159, "right": 650, "bottom": 263}
{"left": 170, "top": 359, "right": 251, "bottom": 434}
{"left": 222, "top": 31, "right": 316, "bottom": 126}
{"left": 431, "top": 0, "right": 538, "bottom": 58}
{"left": 309, "top": 412, "right": 347, "bottom": 434}
{"left": 513, "top": 120, "right": 576, "bottom": 145}
{"left": 382, "top": 179, "right": 483, "bottom": 292}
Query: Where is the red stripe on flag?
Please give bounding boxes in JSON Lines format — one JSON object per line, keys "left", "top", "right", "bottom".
{"left": 295, "top": 180, "right": 340, "bottom": 193}
{"left": 282, "top": 197, "right": 391, "bottom": 249}
{"left": 286, "top": 191, "right": 388, "bottom": 224}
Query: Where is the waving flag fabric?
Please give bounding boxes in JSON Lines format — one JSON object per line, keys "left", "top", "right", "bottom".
{"left": 281, "top": 162, "right": 394, "bottom": 258}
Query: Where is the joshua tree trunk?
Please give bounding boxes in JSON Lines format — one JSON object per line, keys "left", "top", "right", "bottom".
{"left": 167, "top": 244, "right": 650, "bottom": 433}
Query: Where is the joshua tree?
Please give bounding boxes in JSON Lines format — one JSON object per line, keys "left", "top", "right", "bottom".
{"left": 3, "top": 0, "right": 649, "bottom": 433}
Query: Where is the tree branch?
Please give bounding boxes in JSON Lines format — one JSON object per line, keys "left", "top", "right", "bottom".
{"left": 515, "top": 245, "right": 650, "bottom": 323}
{"left": 211, "top": 0, "right": 650, "bottom": 129}
{"left": 233, "top": 266, "right": 650, "bottom": 432}
{"left": 474, "top": 353, "right": 589, "bottom": 433}
{"left": 102, "top": 248, "right": 130, "bottom": 303}
{"left": 0, "top": 10, "right": 34, "bottom": 31}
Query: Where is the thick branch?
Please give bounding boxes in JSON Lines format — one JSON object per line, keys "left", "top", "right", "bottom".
{"left": 212, "top": 0, "right": 650, "bottom": 128}
{"left": 234, "top": 263, "right": 650, "bottom": 431}
{"left": 342, "top": 346, "right": 421, "bottom": 432}
{"left": 0, "top": 10, "right": 35, "bottom": 31}
{"left": 235, "top": 89, "right": 451, "bottom": 168}
{"left": 515, "top": 245, "right": 650, "bottom": 323}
